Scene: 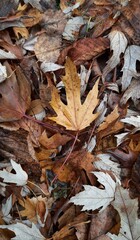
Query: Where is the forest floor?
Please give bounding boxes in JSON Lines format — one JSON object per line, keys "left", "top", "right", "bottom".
{"left": 0, "top": 0, "right": 140, "bottom": 239}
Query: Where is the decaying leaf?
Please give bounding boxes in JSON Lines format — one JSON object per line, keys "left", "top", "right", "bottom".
{"left": 70, "top": 172, "right": 117, "bottom": 211}
{"left": 39, "top": 131, "right": 71, "bottom": 149}
{"left": 49, "top": 58, "right": 99, "bottom": 131}
{"left": 41, "top": 9, "right": 66, "bottom": 35}
{"left": 94, "top": 154, "right": 121, "bottom": 181}
{"left": 34, "top": 33, "right": 62, "bottom": 63}
{"left": 19, "top": 196, "right": 50, "bottom": 226}
{"left": 63, "top": 16, "right": 84, "bottom": 41}
{"left": 0, "top": 62, "right": 31, "bottom": 122}
{"left": 120, "top": 79, "right": 140, "bottom": 108}
{"left": 97, "top": 106, "right": 120, "bottom": 132}
{"left": 103, "top": 30, "right": 128, "bottom": 81}
{"left": 0, "top": 63, "right": 7, "bottom": 82}
{"left": 0, "top": 222, "right": 45, "bottom": 240}
{"left": 121, "top": 116, "right": 140, "bottom": 128}
{"left": 121, "top": 45, "right": 140, "bottom": 91}
{"left": 0, "top": 159, "right": 28, "bottom": 186}
{"left": 107, "top": 186, "right": 140, "bottom": 239}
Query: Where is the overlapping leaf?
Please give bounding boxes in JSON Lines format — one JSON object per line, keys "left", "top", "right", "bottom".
{"left": 49, "top": 58, "right": 99, "bottom": 131}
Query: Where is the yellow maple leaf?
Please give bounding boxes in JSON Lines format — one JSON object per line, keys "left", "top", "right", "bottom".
{"left": 49, "top": 58, "right": 99, "bottom": 131}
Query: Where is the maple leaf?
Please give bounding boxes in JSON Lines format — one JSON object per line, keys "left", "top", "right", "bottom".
{"left": 0, "top": 222, "right": 45, "bottom": 240}
{"left": 0, "top": 159, "right": 28, "bottom": 186}
{"left": 69, "top": 172, "right": 117, "bottom": 211}
{"left": 49, "top": 58, "right": 99, "bottom": 131}
{"left": 107, "top": 186, "right": 140, "bottom": 240}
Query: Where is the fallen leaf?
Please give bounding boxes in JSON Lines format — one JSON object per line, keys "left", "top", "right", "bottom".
{"left": 0, "top": 159, "right": 28, "bottom": 186}
{"left": 0, "top": 222, "right": 45, "bottom": 240}
{"left": 19, "top": 196, "right": 50, "bottom": 226}
{"left": 97, "top": 106, "right": 120, "bottom": 132}
{"left": 27, "top": 99, "right": 46, "bottom": 121}
{"left": 0, "top": 63, "right": 7, "bottom": 82}
{"left": 63, "top": 16, "right": 84, "bottom": 41}
{"left": 121, "top": 45, "right": 140, "bottom": 90}
{"left": 58, "top": 37, "right": 109, "bottom": 65}
{"left": 39, "top": 131, "right": 71, "bottom": 149}
{"left": 49, "top": 58, "right": 99, "bottom": 131}
{"left": 41, "top": 9, "right": 66, "bottom": 35}
{"left": 41, "top": 62, "right": 64, "bottom": 73}
{"left": 107, "top": 186, "right": 140, "bottom": 239}
{"left": 94, "top": 154, "right": 121, "bottom": 181}
{"left": 70, "top": 172, "right": 117, "bottom": 211}
{"left": 103, "top": 30, "right": 127, "bottom": 80}
{"left": 0, "top": 49, "right": 17, "bottom": 59}
{"left": 120, "top": 80, "right": 140, "bottom": 109}
{"left": 88, "top": 206, "right": 116, "bottom": 240}
{"left": 0, "top": 15, "right": 25, "bottom": 31}
{"left": 34, "top": 33, "right": 62, "bottom": 63}
{"left": 119, "top": 0, "right": 140, "bottom": 45}
{"left": 121, "top": 116, "right": 140, "bottom": 128}
{"left": 0, "top": 62, "right": 31, "bottom": 122}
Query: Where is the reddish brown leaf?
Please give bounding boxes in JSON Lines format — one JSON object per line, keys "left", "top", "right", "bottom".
{"left": 58, "top": 37, "right": 109, "bottom": 65}
{"left": 0, "top": 62, "right": 31, "bottom": 122}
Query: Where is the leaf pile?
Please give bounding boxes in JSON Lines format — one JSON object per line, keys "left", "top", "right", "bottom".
{"left": 0, "top": 0, "right": 140, "bottom": 239}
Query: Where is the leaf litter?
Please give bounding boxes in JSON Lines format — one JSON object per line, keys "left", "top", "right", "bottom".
{"left": 0, "top": 0, "right": 140, "bottom": 239}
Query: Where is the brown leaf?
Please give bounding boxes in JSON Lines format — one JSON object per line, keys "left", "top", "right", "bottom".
{"left": 34, "top": 33, "right": 62, "bottom": 63}
{"left": 119, "top": 0, "right": 140, "bottom": 44}
{"left": 88, "top": 206, "right": 117, "bottom": 239}
{"left": 58, "top": 37, "right": 109, "bottom": 65}
{"left": 0, "top": 128, "right": 41, "bottom": 181}
{"left": 41, "top": 9, "right": 66, "bottom": 35}
{"left": 0, "top": 62, "right": 31, "bottom": 122}
{"left": 0, "top": 30, "right": 23, "bottom": 59}
{"left": 97, "top": 106, "right": 120, "bottom": 132}
{"left": 39, "top": 131, "right": 71, "bottom": 149}
{"left": 108, "top": 146, "right": 138, "bottom": 168}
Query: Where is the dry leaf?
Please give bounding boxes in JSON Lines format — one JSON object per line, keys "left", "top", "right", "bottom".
{"left": 121, "top": 116, "right": 140, "bottom": 128}
{"left": 41, "top": 62, "right": 64, "bottom": 73}
{"left": 39, "top": 131, "right": 71, "bottom": 149}
{"left": 70, "top": 172, "right": 117, "bottom": 211}
{"left": 49, "top": 58, "right": 99, "bottom": 131}
{"left": 0, "top": 63, "right": 7, "bottom": 82}
{"left": 120, "top": 79, "right": 140, "bottom": 108}
{"left": 103, "top": 30, "right": 127, "bottom": 80}
{"left": 97, "top": 106, "right": 120, "bottom": 132}
{"left": 27, "top": 99, "right": 46, "bottom": 121}
{"left": 41, "top": 9, "right": 66, "bottom": 35}
{"left": 19, "top": 196, "right": 49, "bottom": 226}
{"left": 63, "top": 16, "right": 84, "bottom": 41}
{"left": 34, "top": 33, "right": 62, "bottom": 63}
{"left": 0, "top": 62, "right": 31, "bottom": 122}
{"left": 94, "top": 154, "right": 121, "bottom": 181}
{"left": 121, "top": 45, "right": 140, "bottom": 90}
{"left": 107, "top": 186, "right": 140, "bottom": 239}
{"left": 0, "top": 159, "right": 28, "bottom": 186}
{"left": 58, "top": 37, "right": 109, "bottom": 65}
{"left": 0, "top": 223, "right": 45, "bottom": 240}
{"left": 19, "top": 197, "right": 37, "bottom": 223}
